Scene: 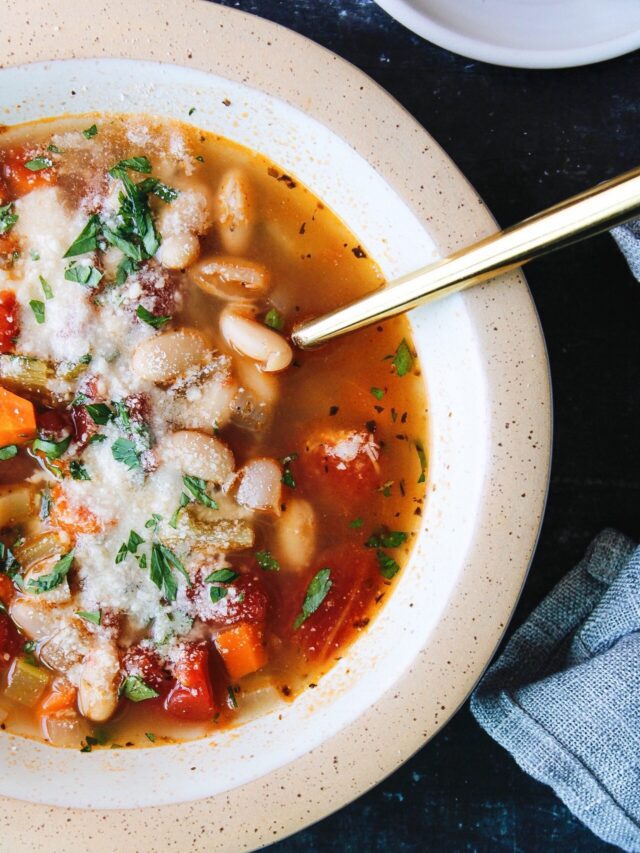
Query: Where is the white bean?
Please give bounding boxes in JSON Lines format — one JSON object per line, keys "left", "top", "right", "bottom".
{"left": 78, "top": 642, "right": 120, "bottom": 723}
{"left": 274, "top": 498, "right": 316, "bottom": 572}
{"left": 167, "top": 376, "right": 237, "bottom": 431}
{"left": 9, "top": 599, "right": 72, "bottom": 641}
{"left": 39, "top": 623, "right": 91, "bottom": 673}
{"left": 131, "top": 328, "right": 210, "bottom": 384}
{"left": 157, "top": 231, "right": 200, "bottom": 270}
{"left": 162, "top": 430, "right": 235, "bottom": 485}
{"left": 216, "top": 168, "right": 255, "bottom": 255}
{"left": 191, "top": 255, "right": 270, "bottom": 301}
{"left": 220, "top": 308, "right": 292, "bottom": 373}
{"left": 235, "top": 457, "right": 282, "bottom": 515}
{"left": 159, "top": 187, "right": 212, "bottom": 236}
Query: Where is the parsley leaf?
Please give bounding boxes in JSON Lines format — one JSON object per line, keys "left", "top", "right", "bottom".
{"left": 416, "top": 441, "right": 427, "bottom": 484}
{"left": 82, "top": 124, "right": 98, "bottom": 139}
{"left": 0, "top": 543, "right": 21, "bottom": 579}
{"left": 150, "top": 543, "right": 189, "bottom": 602}
{"left": 76, "top": 609, "right": 101, "bottom": 625}
{"left": 121, "top": 675, "right": 159, "bottom": 702}
{"left": 392, "top": 339, "right": 413, "bottom": 377}
{"left": 29, "top": 300, "right": 45, "bottom": 324}
{"left": 26, "top": 551, "right": 74, "bottom": 594}
{"left": 39, "top": 275, "right": 53, "bottom": 300}
{"left": 370, "top": 386, "right": 385, "bottom": 400}
{"left": 182, "top": 475, "right": 218, "bottom": 509}
{"left": 376, "top": 550, "right": 400, "bottom": 580}
{"left": 145, "top": 513, "right": 162, "bottom": 533}
{"left": 256, "top": 550, "right": 280, "bottom": 572}
{"left": 69, "top": 460, "right": 91, "bottom": 481}
{"left": 365, "top": 530, "right": 408, "bottom": 549}
{"left": 32, "top": 434, "right": 71, "bottom": 459}
{"left": 64, "top": 262, "right": 103, "bottom": 288}
{"left": 0, "top": 445, "right": 17, "bottom": 461}
{"left": 136, "top": 177, "right": 179, "bottom": 203}
{"left": 0, "top": 203, "right": 18, "bottom": 236}
{"left": 111, "top": 437, "right": 142, "bottom": 471}
{"left": 294, "top": 568, "right": 332, "bottom": 629}
{"left": 205, "top": 568, "right": 238, "bottom": 584}
{"left": 109, "top": 156, "right": 152, "bottom": 175}
{"left": 264, "top": 308, "right": 284, "bottom": 331}
{"left": 169, "top": 492, "right": 191, "bottom": 529}
{"left": 85, "top": 403, "right": 112, "bottom": 425}
{"left": 136, "top": 305, "right": 171, "bottom": 328}
{"left": 349, "top": 516, "right": 364, "bottom": 529}
{"left": 210, "top": 585, "right": 228, "bottom": 603}
{"left": 88, "top": 433, "right": 107, "bottom": 445}
{"left": 63, "top": 214, "right": 101, "bottom": 258}
{"left": 145, "top": 732, "right": 157, "bottom": 743}
{"left": 24, "top": 157, "right": 53, "bottom": 171}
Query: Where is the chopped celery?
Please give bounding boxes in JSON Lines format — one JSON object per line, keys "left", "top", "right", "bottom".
{"left": 0, "top": 354, "right": 58, "bottom": 404}
{"left": 5, "top": 658, "right": 50, "bottom": 707}
{"left": 14, "top": 531, "right": 69, "bottom": 573}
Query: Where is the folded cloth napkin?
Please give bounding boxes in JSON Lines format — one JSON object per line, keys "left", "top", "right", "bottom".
{"left": 471, "top": 529, "right": 640, "bottom": 851}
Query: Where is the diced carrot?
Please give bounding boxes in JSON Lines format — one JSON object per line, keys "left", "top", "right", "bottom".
{"left": 215, "top": 622, "right": 268, "bottom": 681}
{"left": 39, "top": 680, "right": 77, "bottom": 715}
{"left": 0, "top": 385, "right": 37, "bottom": 446}
{"left": 0, "top": 573, "right": 15, "bottom": 606}
{"left": 49, "top": 485, "right": 102, "bottom": 537}
{"left": 0, "top": 290, "right": 19, "bottom": 353}
{"left": 2, "top": 149, "right": 56, "bottom": 197}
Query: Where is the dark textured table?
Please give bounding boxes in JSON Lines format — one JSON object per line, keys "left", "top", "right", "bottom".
{"left": 213, "top": 2, "right": 639, "bottom": 849}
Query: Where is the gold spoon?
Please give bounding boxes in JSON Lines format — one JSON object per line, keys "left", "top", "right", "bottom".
{"left": 292, "top": 166, "right": 640, "bottom": 349}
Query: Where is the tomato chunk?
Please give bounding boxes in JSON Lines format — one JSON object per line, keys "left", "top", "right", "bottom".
{"left": 123, "top": 645, "right": 171, "bottom": 693}
{"left": 0, "top": 290, "right": 19, "bottom": 353}
{"left": 0, "top": 573, "right": 16, "bottom": 607}
{"left": 165, "top": 643, "right": 216, "bottom": 721}
{"left": 49, "top": 485, "right": 103, "bottom": 536}
{"left": 299, "top": 429, "right": 380, "bottom": 505}
{"left": 2, "top": 149, "right": 56, "bottom": 197}
{"left": 0, "top": 610, "right": 23, "bottom": 664}
{"left": 293, "top": 543, "right": 379, "bottom": 662}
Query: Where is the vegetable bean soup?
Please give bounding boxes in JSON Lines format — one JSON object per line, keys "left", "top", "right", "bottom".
{"left": 0, "top": 115, "right": 427, "bottom": 750}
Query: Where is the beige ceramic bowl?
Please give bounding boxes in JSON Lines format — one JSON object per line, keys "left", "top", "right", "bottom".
{"left": 0, "top": 0, "right": 551, "bottom": 848}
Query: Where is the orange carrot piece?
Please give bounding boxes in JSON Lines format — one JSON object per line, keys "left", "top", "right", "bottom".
{"left": 49, "top": 485, "right": 102, "bottom": 537}
{"left": 215, "top": 622, "right": 268, "bottom": 681}
{"left": 0, "top": 385, "right": 36, "bottom": 446}
{"left": 39, "top": 681, "right": 77, "bottom": 716}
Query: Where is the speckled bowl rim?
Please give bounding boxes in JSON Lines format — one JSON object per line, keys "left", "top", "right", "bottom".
{"left": 0, "top": 1, "right": 551, "bottom": 849}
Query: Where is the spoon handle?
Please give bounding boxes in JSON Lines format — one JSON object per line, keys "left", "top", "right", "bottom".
{"left": 292, "top": 165, "right": 640, "bottom": 348}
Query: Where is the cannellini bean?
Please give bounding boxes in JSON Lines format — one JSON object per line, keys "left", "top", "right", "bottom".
{"left": 274, "top": 498, "right": 316, "bottom": 572}
{"left": 235, "top": 457, "right": 282, "bottom": 515}
{"left": 78, "top": 642, "right": 120, "bottom": 723}
{"left": 231, "top": 359, "right": 279, "bottom": 431}
{"left": 0, "top": 484, "right": 37, "bottom": 528}
{"left": 220, "top": 309, "right": 292, "bottom": 373}
{"left": 159, "top": 187, "right": 212, "bottom": 236}
{"left": 168, "top": 376, "right": 237, "bottom": 431}
{"left": 216, "top": 168, "right": 255, "bottom": 255}
{"left": 131, "top": 328, "right": 210, "bottom": 384}
{"left": 39, "top": 623, "right": 91, "bottom": 673}
{"left": 191, "top": 255, "right": 270, "bottom": 301}
{"left": 162, "top": 430, "right": 235, "bottom": 485}
{"left": 9, "top": 599, "right": 72, "bottom": 641}
{"left": 156, "top": 231, "right": 200, "bottom": 270}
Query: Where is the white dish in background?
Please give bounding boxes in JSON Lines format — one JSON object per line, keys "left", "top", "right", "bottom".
{"left": 375, "top": 0, "right": 640, "bottom": 68}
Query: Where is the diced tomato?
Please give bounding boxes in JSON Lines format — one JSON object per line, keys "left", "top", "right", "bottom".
{"left": 165, "top": 643, "right": 216, "bottom": 721}
{"left": 2, "top": 149, "right": 57, "bottom": 197}
{"left": 36, "top": 409, "right": 73, "bottom": 440}
{"left": 39, "top": 679, "right": 77, "bottom": 715}
{"left": 0, "top": 290, "right": 19, "bottom": 353}
{"left": 189, "top": 569, "right": 268, "bottom": 628}
{"left": 0, "top": 573, "right": 16, "bottom": 606}
{"left": 298, "top": 429, "right": 380, "bottom": 505}
{"left": 0, "top": 610, "right": 23, "bottom": 664}
{"left": 71, "top": 405, "right": 99, "bottom": 449}
{"left": 292, "top": 543, "right": 379, "bottom": 662}
{"left": 123, "top": 645, "right": 171, "bottom": 693}
{"left": 49, "top": 485, "right": 102, "bottom": 536}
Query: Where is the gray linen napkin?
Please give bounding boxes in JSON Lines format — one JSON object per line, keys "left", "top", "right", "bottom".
{"left": 471, "top": 226, "right": 640, "bottom": 851}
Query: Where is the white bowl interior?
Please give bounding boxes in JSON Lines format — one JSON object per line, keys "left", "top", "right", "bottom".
{"left": 0, "top": 59, "right": 488, "bottom": 808}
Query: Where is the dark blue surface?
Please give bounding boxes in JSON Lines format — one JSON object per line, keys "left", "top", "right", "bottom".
{"left": 211, "top": 2, "right": 640, "bottom": 849}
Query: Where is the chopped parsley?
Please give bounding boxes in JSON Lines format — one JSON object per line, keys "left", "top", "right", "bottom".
{"left": 82, "top": 124, "right": 98, "bottom": 139}
{"left": 365, "top": 530, "right": 407, "bottom": 549}
{"left": 392, "top": 339, "right": 413, "bottom": 377}
{"left": 135, "top": 177, "right": 179, "bottom": 204}
{"left": 39, "top": 275, "right": 53, "bottom": 300}
{"left": 0, "top": 445, "right": 17, "bottom": 461}
{"left": 416, "top": 442, "right": 427, "bottom": 484}
{"left": 376, "top": 550, "right": 400, "bottom": 580}
{"left": 150, "top": 543, "right": 189, "bottom": 602}
{"left": 47, "top": 144, "right": 62, "bottom": 154}
{"left": 169, "top": 492, "right": 191, "bottom": 528}
{"left": 64, "top": 262, "right": 103, "bottom": 288}
{"left": 145, "top": 513, "right": 162, "bottom": 534}
{"left": 136, "top": 305, "right": 171, "bottom": 328}
{"left": 32, "top": 434, "right": 71, "bottom": 459}
{"left": 0, "top": 203, "right": 18, "bottom": 236}
{"left": 256, "top": 550, "right": 280, "bottom": 572}
{"left": 145, "top": 731, "right": 157, "bottom": 743}
{"left": 349, "top": 516, "right": 364, "bottom": 529}
{"left": 370, "top": 386, "right": 385, "bottom": 401}
{"left": 294, "top": 568, "right": 332, "bottom": 629}
{"left": 24, "top": 157, "right": 53, "bottom": 171}
{"left": 183, "top": 475, "right": 218, "bottom": 509}
{"left": 88, "top": 433, "right": 107, "bottom": 445}
{"left": 205, "top": 568, "right": 238, "bottom": 584}
{"left": 188, "top": 106, "right": 196, "bottom": 116}
{"left": 121, "top": 675, "right": 159, "bottom": 702}
{"left": 85, "top": 402, "right": 112, "bottom": 425}
{"left": 116, "top": 530, "right": 144, "bottom": 563}
{"left": 0, "top": 543, "right": 21, "bottom": 579}
{"left": 280, "top": 452, "right": 297, "bottom": 489}
{"left": 26, "top": 551, "right": 74, "bottom": 594}
{"left": 63, "top": 214, "right": 101, "bottom": 257}
{"left": 210, "top": 585, "right": 228, "bottom": 604}
{"left": 29, "top": 299, "right": 45, "bottom": 324}
{"left": 69, "top": 460, "right": 91, "bottom": 481}
{"left": 227, "top": 686, "right": 238, "bottom": 708}
{"left": 264, "top": 308, "right": 284, "bottom": 331}
{"left": 80, "top": 735, "right": 99, "bottom": 753}
{"left": 76, "top": 610, "right": 101, "bottom": 625}
{"left": 111, "top": 437, "right": 142, "bottom": 471}
{"left": 109, "top": 156, "right": 152, "bottom": 175}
